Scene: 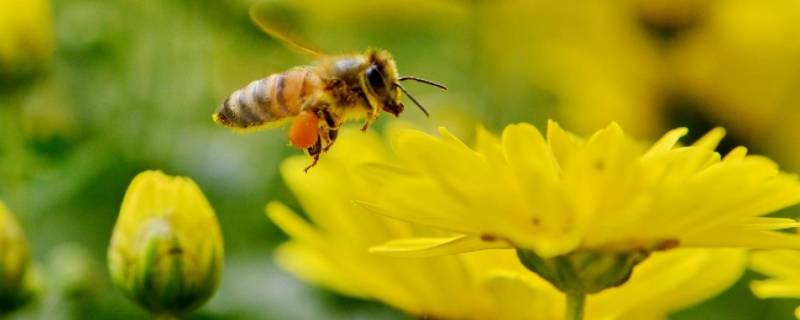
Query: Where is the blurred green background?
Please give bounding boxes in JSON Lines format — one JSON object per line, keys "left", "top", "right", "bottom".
{"left": 2, "top": 0, "right": 800, "bottom": 318}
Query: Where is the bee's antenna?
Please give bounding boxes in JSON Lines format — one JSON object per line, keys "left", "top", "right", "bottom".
{"left": 398, "top": 76, "right": 448, "bottom": 90}
{"left": 394, "top": 83, "right": 430, "bottom": 117}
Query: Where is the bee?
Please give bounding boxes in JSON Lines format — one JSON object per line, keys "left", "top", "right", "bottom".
{"left": 213, "top": 4, "right": 447, "bottom": 172}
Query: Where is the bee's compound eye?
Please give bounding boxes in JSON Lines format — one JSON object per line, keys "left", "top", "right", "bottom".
{"left": 289, "top": 111, "right": 320, "bottom": 149}
{"left": 365, "top": 65, "right": 385, "bottom": 92}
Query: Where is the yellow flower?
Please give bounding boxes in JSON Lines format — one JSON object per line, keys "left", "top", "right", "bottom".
{"left": 269, "top": 128, "right": 748, "bottom": 319}
{"left": 478, "top": 0, "right": 664, "bottom": 138}
{"left": 637, "top": 0, "right": 710, "bottom": 31}
{"left": 357, "top": 120, "right": 800, "bottom": 316}
{"left": 671, "top": 0, "right": 800, "bottom": 170}
{"left": 364, "top": 121, "right": 800, "bottom": 258}
{"left": 108, "top": 171, "right": 224, "bottom": 316}
{"left": 267, "top": 130, "right": 491, "bottom": 318}
{"left": 0, "top": 0, "right": 54, "bottom": 76}
{"left": 0, "top": 201, "right": 39, "bottom": 314}
{"left": 750, "top": 250, "right": 800, "bottom": 319}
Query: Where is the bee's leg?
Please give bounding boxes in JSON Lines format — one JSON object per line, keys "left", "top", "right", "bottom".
{"left": 316, "top": 109, "right": 333, "bottom": 145}
{"left": 310, "top": 106, "right": 335, "bottom": 145}
{"left": 320, "top": 109, "right": 337, "bottom": 128}
{"left": 319, "top": 128, "right": 331, "bottom": 146}
{"left": 323, "top": 129, "right": 338, "bottom": 152}
{"left": 361, "top": 98, "right": 381, "bottom": 131}
{"left": 304, "top": 137, "right": 322, "bottom": 173}
{"left": 319, "top": 109, "right": 339, "bottom": 152}
{"left": 360, "top": 111, "right": 375, "bottom": 132}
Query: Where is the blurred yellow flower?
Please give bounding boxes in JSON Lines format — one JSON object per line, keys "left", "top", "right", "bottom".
{"left": 108, "top": 171, "right": 224, "bottom": 317}
{"left": 671, "top": 0, "right": 800, "bottom": 170}
{"left": 479, "top": 0, "right": 800, "bottom": 176}
{"left": 637, "top": 0, "right": 710, "bottom": 31}
{"left": 0, "top": 201, "right": 39, "bottom": 314}
{"left": 478, "top": 0, "right": 664, "bottom": 137}
{"left": 750, "top": 250, "right": 800, "bottom": 319}
{"left": 0, "top": 0, "right": 54, "bottom": 76}
{"left": 269, "top": 128, "right": 748, "bottom": 319}
{"left": 365, "top": 121, "right": 800, "bottom": 258}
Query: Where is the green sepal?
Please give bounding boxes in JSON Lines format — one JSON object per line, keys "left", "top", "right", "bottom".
{"left": 516, "top": 249, "right": 649, "bottom": 295}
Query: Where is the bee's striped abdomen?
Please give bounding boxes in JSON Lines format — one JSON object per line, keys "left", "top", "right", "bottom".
{"left": 214, "top": 69, "right": 320, "bottom": 129}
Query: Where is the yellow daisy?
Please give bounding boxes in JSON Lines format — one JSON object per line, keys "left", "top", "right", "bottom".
{"left": 267, "top": 130, "right": 492, "bottom": 319}
{"left": 355, "top": 121, "right": 800, "bottom": 318}
{"left": 269, "top": 128, "right": 748, "bottom": 319}
{"left": 364, "top": 121, "right": 800, "bottom": 258}
{"left": 750, "top": 250, "right": 800, "bottom": 319}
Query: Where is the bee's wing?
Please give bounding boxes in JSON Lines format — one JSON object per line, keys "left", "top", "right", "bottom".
{"left": 249, "top": 2, "right": 327, "bottom": 58}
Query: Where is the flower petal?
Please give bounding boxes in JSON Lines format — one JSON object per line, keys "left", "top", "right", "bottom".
{"left": 750, "top": 279, "right": 800, "bottom": 298}
{"left": 502, "top": 123, "right": 559, "bottom": 181}
{"left": 369, "top": 235, "right": 510, "bottom": 257}
{"left": 266, "top": 202, "right": 324, "bottom": 245}
{"left": 481, "top": 271, "right": 560, "bottom": 319}
{"left": 355, "top": 200, "right": 482, "bottom": 235}
{"left": 643, "top": 127, "right": 688, "bottom": 159}
{"left": 724, "top": 146, "right": 749, "bottom": 161}
{"left": 692, "top": 127, "right": 726, "bottom": 150}
{"left": 683, "top": 228, "right": 800, "bottom": 250}
{"left": 741, "top": 217, "right": 800, "bottom": 231}
{"left": 590, "top": 249, "right": 746, "bottom": 318}
{"left": 751, "top": 250, "right": 800, "bottom": 281}
{"left": 274, "top": 242, "right": 368, "bottom": 298}
{"left": 547, "top": 120, "right": 583, "bottom": 165}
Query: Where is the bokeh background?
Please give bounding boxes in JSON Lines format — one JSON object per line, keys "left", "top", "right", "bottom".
{"left": 2, "top": 0, "right": 800, "bottom": 318}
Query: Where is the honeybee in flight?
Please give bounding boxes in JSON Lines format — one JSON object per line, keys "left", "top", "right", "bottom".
{"left": 213, "top": 3, "right": 447, "bottom": 172}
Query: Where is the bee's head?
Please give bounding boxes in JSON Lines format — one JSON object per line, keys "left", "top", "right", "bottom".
{"left": 362, "top": 49, "right": 403, "bottom": 116}
{"left": 362, "top": 49, "right": 446, "bottom": 118}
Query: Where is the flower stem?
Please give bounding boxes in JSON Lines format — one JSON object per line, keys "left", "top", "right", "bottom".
{"left": 565, "top": 292, "right": 585, "bottom": 320}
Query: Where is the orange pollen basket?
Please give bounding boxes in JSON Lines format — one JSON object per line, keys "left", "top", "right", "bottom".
{"left": 289, "top": 111, "right": 320, "bottom": 149}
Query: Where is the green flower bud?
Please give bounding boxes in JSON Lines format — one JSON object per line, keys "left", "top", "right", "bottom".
{"left": 0, "top": 201, "right": 39, "bottom": 314}
{"left": 108, "top": 171, "right": 224, "bottom": 317}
